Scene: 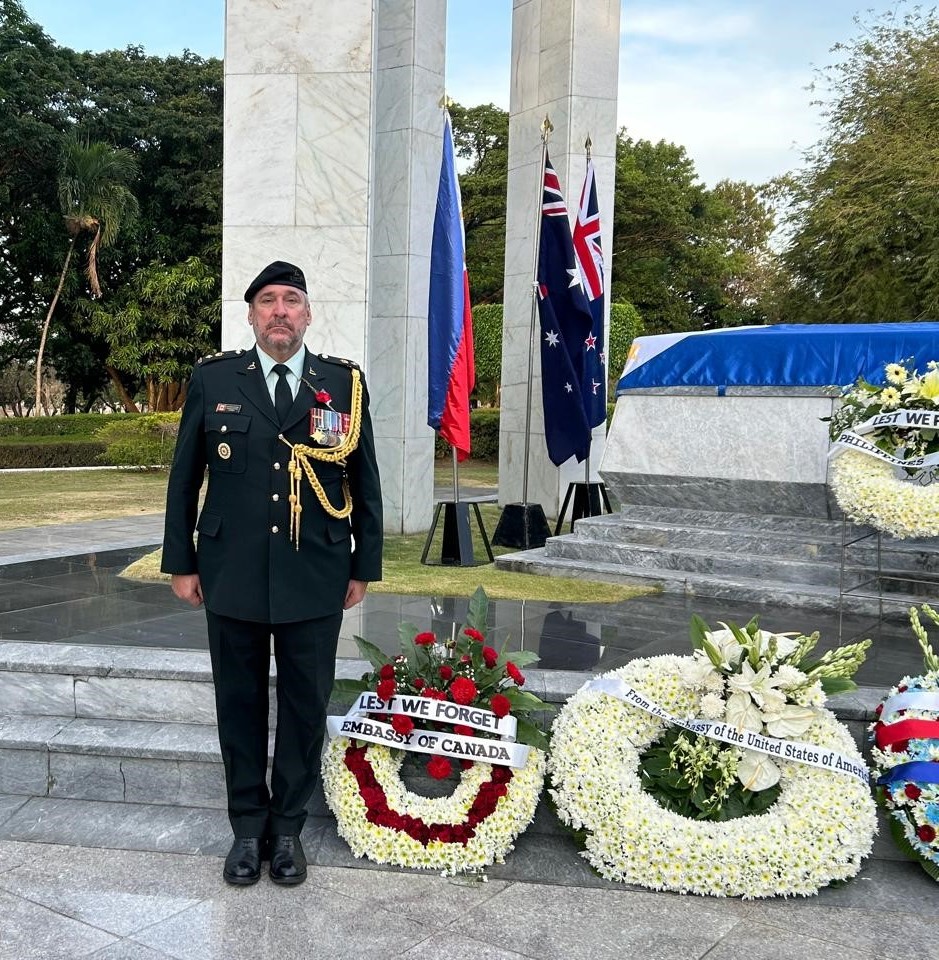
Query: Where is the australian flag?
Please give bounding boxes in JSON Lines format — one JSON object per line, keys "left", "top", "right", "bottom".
{"left": 537, "top": 154, "right": 593, "bottom": 466}
{"left": 572, "top": 158, "right": 606, "bottom": 427}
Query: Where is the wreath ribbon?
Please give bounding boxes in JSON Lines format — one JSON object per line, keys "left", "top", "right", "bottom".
{"left": 586, "top": 676, "right": 869, "bottom": 782}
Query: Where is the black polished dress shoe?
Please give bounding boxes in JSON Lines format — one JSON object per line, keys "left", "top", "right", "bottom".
{"left": 269, "top": 834, "right": 307, "bottom": 885}
{"left": 223, "top": 837, "right": 266, "bottom": 886}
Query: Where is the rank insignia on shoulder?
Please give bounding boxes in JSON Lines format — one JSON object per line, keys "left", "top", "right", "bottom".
{"left": 199, "top": 350, "right": 242, "bottom": 366}
{"left": 318, "top": 353, "right": 360, "bottom": 369}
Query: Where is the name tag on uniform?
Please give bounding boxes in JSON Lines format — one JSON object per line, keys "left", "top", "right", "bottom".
{"left": 215, "top": 403, "right": 242, "bottom": 413}
{"left": 310, "top": 407, "right": 350, "bottom": 447}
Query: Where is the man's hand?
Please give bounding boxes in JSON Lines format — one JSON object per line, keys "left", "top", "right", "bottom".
{"left": 172, "top": 573, "right": 204, "bottom": 607}
{"left": 343, "top": 579, "right": 368, "bottom": 609}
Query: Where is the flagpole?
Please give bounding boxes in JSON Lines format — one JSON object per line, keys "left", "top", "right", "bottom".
{"left": 521, "top": 115, "right": 554, "bottom": 504}
{"left": 583, "top": 133, "right": 593, "bottom": 487}
{"left": 451, "top": 445, "right": 459, "bottom": 503}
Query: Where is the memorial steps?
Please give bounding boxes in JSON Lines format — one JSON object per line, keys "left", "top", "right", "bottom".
{"left": 495, "top": 504, "right": 939, "bottom": 614}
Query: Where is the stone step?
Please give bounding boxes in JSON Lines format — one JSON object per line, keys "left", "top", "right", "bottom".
{"left": 609, "top": 503, "right": 850, "bottom": 538}
{"left": 497, "top": 549, "right": 927, "bottom": 616}
{"left": 544, "top": 536, "right": 858, "bottom": 588}
{"left": 0, "top": 714, "right": 228, "bottom": 808}
{"left": 574, "top": 515, "right": 939, "bottom": 572}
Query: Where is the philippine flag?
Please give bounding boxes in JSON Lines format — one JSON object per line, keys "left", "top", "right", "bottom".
{"left": 427, "top": 111, "right": 475, "bottom": 461}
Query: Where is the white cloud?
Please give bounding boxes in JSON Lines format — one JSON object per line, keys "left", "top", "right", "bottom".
{"left": 625, "top": 3, "right": 757, "bottom": 45}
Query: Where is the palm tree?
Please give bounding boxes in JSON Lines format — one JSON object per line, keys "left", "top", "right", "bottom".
{"left": 35, "top": 137, "right": 139, "bottom": 413}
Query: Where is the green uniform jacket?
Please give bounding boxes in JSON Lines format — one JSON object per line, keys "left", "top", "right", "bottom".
{"left": 161, "top": 346, "right": 383, "bottom": 623}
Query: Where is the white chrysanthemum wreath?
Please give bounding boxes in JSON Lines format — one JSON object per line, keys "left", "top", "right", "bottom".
{"left": 550, "top": 628, "right": 877, "bottom": 898}
{"left": 830, "top": 451, "right": 939, "bottom": 539}
{"left": 323, "top": 587, "right": 549, "bottom": 874}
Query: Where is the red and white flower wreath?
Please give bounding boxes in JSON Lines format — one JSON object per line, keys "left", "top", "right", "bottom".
{"left": 322, "top": 738, "right": 545, "bottom": 874}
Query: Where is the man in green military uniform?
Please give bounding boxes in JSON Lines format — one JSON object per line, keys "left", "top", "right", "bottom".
{"left": 161, "top": 261, "right": 383, "bottom": 886}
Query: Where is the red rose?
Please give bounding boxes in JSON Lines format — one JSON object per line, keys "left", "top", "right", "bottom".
{"left": 439, "top": 665, "right": 454, "bottom": 681}
{"left": 426, "top": 755, "right": 452, "bottom": 780}
{"left": 898, "top": 685, "right": 909, "bottom": 692}
{"left": 490, "top": 693, "right": 511, "bottom": 717}
{"left": 453, "top": 724, "right": 474, "bottom": 737}
{"left": 918, "top": 824, "right": 936, "bottom": 843}
{"left": 414, "top": 631, "right": 436, "bottom": 646}
{"left": 463, "top": 627, "right": 485, "bottom": 643}
{"left": 379, "top": 663, "right": 395, "bottom": 680}
{"left": 423, "top": 686, "right": 447, "bottom": 700}
{"left": 460, "top": 654, "right": 472, "bottom": 664}
{"left": 905, "top": 783, "right": 923, "bottom": 801}
{"left": 413, "top": 677, "right": 426, "bottom": 690}
{"left": 315, "top": 389, "right": 332, "bottom": 404}
{"left": 891, "top": 739, "right": 910, "bottom": 753}
{"left": 506, "top": 662, "right": 525, "bottom": 686}
{"left": 460, "top": 758, "right": 474, "bottom": 770}
{"left": 376, "top": 679, "right": 395, "bottom": 701}
{"left": 482, "top": 646, "right": 498, "bottom": 668}
{"left": 391, "top": 714, "right": 414, "bottom": 736}
{"left": 450, "top": 676, "right": 478, "bottom": 705}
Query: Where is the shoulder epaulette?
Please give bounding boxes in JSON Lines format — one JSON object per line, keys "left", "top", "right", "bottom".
{"left": 316, "top": 353, "right": 360, "bottom": 370}
{"left": 197, "top": 349, "right": 246, "bottom": 366}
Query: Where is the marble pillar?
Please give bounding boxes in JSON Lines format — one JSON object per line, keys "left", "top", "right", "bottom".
{"left": 222, "top": 0, "right": 443, "bottom": 533}
{"left": 499, "top": 0, "right": 620, "bottom": 515}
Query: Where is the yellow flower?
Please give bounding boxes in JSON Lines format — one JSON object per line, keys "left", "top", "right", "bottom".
{"left": 886, "top": 363, "right": 908, "bottom": 385}
{"left": 919, "top": 369, "right": 939, "bottom": 403}
{"left": 880, "top": 386, "right": 901, "bottom": 407}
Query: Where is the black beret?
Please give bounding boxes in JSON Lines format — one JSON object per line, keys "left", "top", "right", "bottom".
{"left": 243, "top": 261, "right": 307, "bottom": 302}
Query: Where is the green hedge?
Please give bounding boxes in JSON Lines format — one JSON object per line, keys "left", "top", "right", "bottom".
{"left": 0, "top": 441, "right": 107, "bottom": 469}
{"left": 94, "top": 414, "right": 181, "bottom": 469}
{"left": 434, "top": 408, "right": 500, "bottom": 461}
{"left": 0, "top": 413, "right": 142, "bottom": 439}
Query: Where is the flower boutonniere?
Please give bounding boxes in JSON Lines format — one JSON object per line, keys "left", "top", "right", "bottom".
{"left": 314, "top": 388, "right": 334, "bottom": 410}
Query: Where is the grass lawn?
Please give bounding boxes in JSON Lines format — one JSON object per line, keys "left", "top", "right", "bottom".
{"left": 0, "top": 469, "right": 169, "bottom": 530}
{"left": 1, "top": 462, "right": 652, "bottom": 604}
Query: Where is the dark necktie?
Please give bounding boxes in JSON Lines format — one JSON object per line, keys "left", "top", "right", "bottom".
{"left": 273, "top": 364, "right": 292, "bottom": 424}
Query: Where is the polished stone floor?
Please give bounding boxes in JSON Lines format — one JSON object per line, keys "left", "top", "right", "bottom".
{"left": 2, "top": 839, "right": 936, "bottom": 960}
{"left": 0, "top": 540, "right": 925, "bottom": 688}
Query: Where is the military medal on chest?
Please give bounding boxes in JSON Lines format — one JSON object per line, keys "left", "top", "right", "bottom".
{"left": 310, "top": 407, "right": 351, "bottom": 447}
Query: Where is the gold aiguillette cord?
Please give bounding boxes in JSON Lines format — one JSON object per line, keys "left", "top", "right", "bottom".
{"left": 279, "top": 368, "right": 363, "bottom": 549}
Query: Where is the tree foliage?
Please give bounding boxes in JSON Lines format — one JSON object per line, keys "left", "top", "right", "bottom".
{"left": 450, "top": 102, "right": 508, "bottom": 304}
{"left": 779, "top": 8, "right": 939, "bottom": 323}
{"left": 0, "top": 0, "right": 222, "bottom": 411}
{"left": 611, "top": 135, "right": 776, "bottom": 333}
{"left": 80, "top": 257, "right": 220, "bottom": 411}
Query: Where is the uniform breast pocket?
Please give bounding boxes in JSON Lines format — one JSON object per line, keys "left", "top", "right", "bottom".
{"left": 205, "top": 413, "right": 251, "bottom": 474}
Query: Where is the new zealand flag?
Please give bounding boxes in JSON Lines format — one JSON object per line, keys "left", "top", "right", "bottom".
{"left": 537, "top": 154, "right": 593, "bottom": 466}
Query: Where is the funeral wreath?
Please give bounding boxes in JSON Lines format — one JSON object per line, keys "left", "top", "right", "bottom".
{"left": 549, "top": 615, "right": 877, "bottom": 898}
{"left": 323, "top": 588, "right": 549, "bottom": 874}
{"left": 871, "top": 603, "right": 939, "bottom": 882}
{"left": 828, "top": 360, "right": 939, "bottom": 538}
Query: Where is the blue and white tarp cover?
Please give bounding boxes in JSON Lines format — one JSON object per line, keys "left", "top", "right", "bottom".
{"left": 617, "top": 323, "right": 939, "bottom": 394}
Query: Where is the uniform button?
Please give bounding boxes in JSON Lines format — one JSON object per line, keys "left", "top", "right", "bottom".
{"left": 273, "top": 462, "right": 281, "bottom": 470}
{"left": 272, "top": 494, "right": 279, "bottom": 502}
{"left": 272, "top": 525, "right": 279, "bottom": 533}
{"left": 220, "top": 425, "right": 228, "bottom": 433}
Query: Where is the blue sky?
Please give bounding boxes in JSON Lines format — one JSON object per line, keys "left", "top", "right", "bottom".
{"left": 21, "top": 0, "right": 908, "bottom": 186}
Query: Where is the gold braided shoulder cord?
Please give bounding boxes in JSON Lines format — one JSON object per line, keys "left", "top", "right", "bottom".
{"left": 279, "top": 368, "right": 364, "bottom": 549}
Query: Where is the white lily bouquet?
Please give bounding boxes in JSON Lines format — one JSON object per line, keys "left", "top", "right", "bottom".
{"left": 672, "top": 616, "right": 870, "bottom": 801}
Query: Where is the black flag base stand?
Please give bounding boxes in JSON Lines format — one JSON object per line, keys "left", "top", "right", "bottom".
{"left": 554, "top": 481, "right": 613, "bottom": 536}
{"left": 491, "top": 502, "right": 551, "bottom": 550}
{"left": 420, "top": 501, "right": 494, "bottom": 567}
